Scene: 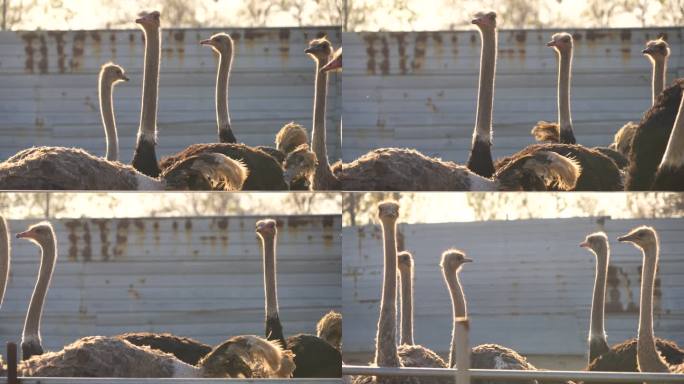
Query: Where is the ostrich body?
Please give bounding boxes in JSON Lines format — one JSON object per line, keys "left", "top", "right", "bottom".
{"left": 496, "top": 144, "right": 620, "bottom": 191}
{"left": 130, "top": 11, "right": 161, "bottom": 177}
{"left": 579, "top": 233, "right": 610, "bottom": 364}
{"left": 316, "top": 310, "right": 342, "bottom": 351}
{"left": 17, "top": 335, "right": 295, "bottom": 378}
{"left": 352, "top": 202, "right": 447, "bottom": 384}
{"left": 305, "top": 38, "right": 341, "bottom": 190}
{"left": 441, "top": 250, "right": 542, "bottom": 384}
{"left": 342, "top": 148, "right": 580, "bottom": 191}
{"left": 651, "top": 82, "right": 684, "bottom": 190}
{"left": 626, "top": 79, "right": 684, "bottom": 190}
{"left": 16, "top": 222, "right": 59, "bottom": 360}
{"left": 256, "top": 219, "right": 342, "bottom": 378}
{"left": 117, "top": 333, "right": 212, "bottom": 366}
{"left": 617, "top": 227, "right": 684, "bottom": 373}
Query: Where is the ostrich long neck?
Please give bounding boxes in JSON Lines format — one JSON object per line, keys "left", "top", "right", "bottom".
{"left": 588, "top": 247, "right": 609, "bottom": 362}
{"left": 215, "top": 48, "right": 235, "bottom": 143}
{"left": 445, "top": 266, "right": 467, "bottom": 368}
{"left": 399, "top": 265, "right": 414, "bottom": 345}
{"left": 139, "top": 26, "right": 160, "bottom": 142}
{"left": 99, "top": 78, "right": 119, "bottom": 161}
{"left": 375, "top": 218, "right": 400, "bottom": 369}
{"left": 23, "top": 236, "right": 57, "bottom": 345}
{"left": 636, "top": 243, "right": 669, "bottom": 372}
{"left": 651, "top": 58, "right": 666, "bottom": 105}
{"left": 0, "top": 218, "right": 9, "bottom": 308}
{"left": 658, "top": 89, "right": 684, "bottom": 169}
{"left": 260, "top": 233, "right": 286, "bottom": 347}
{"left": 312, "top": 58, "right": 335, "bottom": 188}
{"left": 474, "top": 27, "right": 496, "bottom": 143}
{"left": 557, "top": 47, "right": 574, "bottom": 136}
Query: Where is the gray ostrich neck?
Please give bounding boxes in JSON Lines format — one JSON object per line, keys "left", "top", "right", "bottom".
{"left": 23, "top": 238, "right": 57, "bottom": 344}
{"left": 636, "top": 244, "right": 669, "bottom": 372}
{"left": 399, "top": 266, "right": 414, "bottom": 345}
{"left": 138, "top": 26, "right": 160, "bottom": 143}
{"left": 446, "top": 267, "right": 467, "bottom": 368}
{"left": 216, "top": 50, "right": 233, "bottom": 140}
{"left": 312, "top": 59, "right": 335, "bottom": 186}
{"left": 375, "top": 218, "right": 400, "bottom": 368}
{"left": 473, "top": 27, "right": 496, "bottom": 143}
{"left": 589, "top": 248, "right": 608, "bottom": 349}
{"left": 0, "top": 218, "right": 9, "bottom": 308}
{"left": 652, "top": 58, "right": 666, "bottom": 105}
{"left": 658, "top": 90, "right": 684, "bottom": 168}
{"left": 99, "top": 79, "right": 119, "bottom": 161}
{"left": 261, "top": 235, "right": 279, "bottom": 318}
{"left": 558, "top": 49, "right": 573, "bottom": 134}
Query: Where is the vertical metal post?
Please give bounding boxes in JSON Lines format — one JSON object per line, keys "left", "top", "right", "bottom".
{"left": 7, "top": 341, "right": 18, "bottom": 384}
{"left": 454, "top": 317, "right": 470, "bottom": 384}
{"left": 2, "top": 0, "right": 7, "bottom": 31}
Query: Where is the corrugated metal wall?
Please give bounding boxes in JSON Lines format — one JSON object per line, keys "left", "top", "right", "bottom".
{"left": 0, "top": 27, "right": 341, "bottom": 161}
{"left": 0, "top": 215, "right": 341, "bottom": 351}
{"left": 342, "top": 28, "right": 684, "bottom": 161}
{"left": 342, "top": 217, "right": 684, "bottom": 360}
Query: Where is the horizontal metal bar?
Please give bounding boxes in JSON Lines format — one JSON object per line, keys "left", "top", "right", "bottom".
{"left": 342, "top": 365, "right": 684, "bottom": 383}
{"left": 0, "top": 379, "right": 338, "bottom": 384}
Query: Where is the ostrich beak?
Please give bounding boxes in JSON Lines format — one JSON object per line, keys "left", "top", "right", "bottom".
{"left": 121, "top": 75, "right": 130, "bottom": 82}
{"left": 16, "top": 230, "right": 33, "bottom": 239}
{"left": 617, "top": 233, "right": 634, "bottom": 242}
{"left": 304, "top": 47, "right": 317, "bottom": 54}
{"left": 200, "top": 39, "right": 212, "bottom": 46}
{"left": 546, "top": 40, "right": 556, "bottom": 47}
{"left": 641, "top": 48, "right": 651, "bottom": 54}
{"left": 579, "top": 241, "right": 590, "bottom": 248}
{"left": 471, "top": 18, "right": 480, "bottom": 25}
{"left": 462, "top": 257, "right": 473, "bottom": 263}
{"left": 135, "top": 16, "right": 145, "bottom": 24}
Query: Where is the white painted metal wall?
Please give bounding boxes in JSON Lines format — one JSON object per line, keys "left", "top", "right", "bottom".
{"left": 342, "top": 217, "right": 684, "bottom": 359}
{"left": 342, "top": 28, "right": 684, "bottom": 161}
{"left": 0, "top": 215, "right": 341, "bottom": 351}
{"left": 0, "top": 27, "right": 341, "bottom": 161}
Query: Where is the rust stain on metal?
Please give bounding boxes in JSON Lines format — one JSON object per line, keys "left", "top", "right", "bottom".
{"left": 92, "top": 219, "right": 111, "bottom": 261}
{"left": 514, "top": 31, "right": 526, "bottom": 44}
{"left": 70, "top": 31, "right": 87, "bottom": 71}
{"left": 619, "top": 29, "right": 631, "bottom": 41}
{"left": 152, "top": 220, "right": 160, "bottom": 247}
{"left": 411, "top": 32, "right": 427, "bottom": 72}
{"left": 113, "top": 219, "right": 129, "bottom": 258}
{"left": 90, "top": 31, "right": 102, "bottom": 60}
{"left": 379, "top": 36, "right": 389, "bottom": 75}
{"left": 432, "top": 32, "right": 443, "bottom": 59}
{"left": 128, "top": 286, "right": 141, "bottom": 300}
{"left": 470, "top": 33, "right": 477, "bottom": 44}
{"left": 185, "top": 219, "right": 192, "bottom": 231}
{"left": 37, "top": 34, "right": 48, "bottom": 74}
{"left": 287, "top": 216, "right": 310, "bottom": 229}
{"left": 450, "top": 34, "right": 459, "bottom": 58}
{"left": 48, "top": 31, "right": 66, "bottom": 73}
{"left": 128, "top": 32, "right": 136, "bottom": 44}
{"left": 278, "top": 28, "right": 290, "bottom": 61}
{"left": 572, "top": 32, "right": 582, "bottom": 42}
{"left": 392, "top": 33, "right": 408, "bottom": 74}
{"left": 172, "top": 221, "right": 178, "bottom": 231}
{"left": 82, "top": 221, "right": 92, "bottom": 262}
{"left": 315, "top": 30, "right": 327, "bottom": 38}
{"left": 109, "top": 32, "right": 117, "bottom": 58}
{"left": 21, "top": 32, "right": 38, "bottom": 73}
{"left": 220, "top": 234, "right": 228, "bottom": 248}
{"left": 63, "top": 220, "right": 80, "bottom": 261}
{"left": 363, "top": 34, "right": 378, "bottom": 75}
{"left": 216, "top": 218, "right": 228, "bottom": 231}
{"left": 425, "top": 97, "right": 438, "bottom": 113}
{"left": 322, "top": 216, "right": 334, "bottom": 228}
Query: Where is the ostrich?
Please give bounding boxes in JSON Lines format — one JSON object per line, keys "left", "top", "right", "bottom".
{"left": 0, "top": 217, "right": 10, "bottom": 310}
{"left": 15, "top": 222, "right": 59, "bottom": 360}
{"left": 316, "top": 311, "right": 342, "bottom": 351}
{"left": 16, "top": 335, "right": 295, "bottom": 378}
{"left": 440, "top": 250, "right": 542, "bottom": 384}
{"left": 256, "top": 219, "right": 342, "bottom": 377}
{"left": 130, "top": 11, "right": 162, "bottom": 177}
{"left": 352, "top": 202, "right": 447, "bottom": 384}
{"left": 579, "top": 233, "right": 611, "bottom": 364}
{"left": 651, "top": 82, "right": 684, "bottom": 190}
{"left": 321, "top": 47, "right": 342, "bottom": 73}
{"left": 611, "top": 39, "right": 672, "bottom": 157}
{"left": 199, "top": 32, "right": 237, "bottom": 144}
{"left": 304, "top": 37, "right": 341, "bottom": 190}
{"left": 398, "top": 251, "right": 414, "bottom": 346}
{"left": 283, "top": 144, "right": 317, "bottom": 190}
{"left": 585, "top": 228, "right": 684, "bottom": 374}
{"left": 118, "top": 333, "right": 212, "bottom": 366}
{"left": 617, "top": 227, "right": 684, "bottom": 373}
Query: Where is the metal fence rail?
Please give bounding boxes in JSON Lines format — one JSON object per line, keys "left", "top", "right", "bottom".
{"left": 343, "top": 365, "right": 684, "bottom": 383}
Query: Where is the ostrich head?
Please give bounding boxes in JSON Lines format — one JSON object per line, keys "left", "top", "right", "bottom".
{"left": 321, "top": 47, "right": 342, "bottom": 73}
{"left": 471, "top": 11, "right": 497, "bottom": 30}
{"left": 135, "top": 10, "right": 160, "bottom": 30}
{"left": 316, "top": 311, "right": 342, "bottom": 350}
{"left": 100, "top": 63, "right": 129, "bottom": 85}
{"left": 200, "top": 32, "right": 234, "bottom": 56}
{"left": 580, "top": 232, "right": 609, "bottom": 257}
{"left": 16, "top": 222, "right": 55, "bottom": 248}
{"left": 397, "top": 250, "right": 413, "bottom": 272}
{"left": 305, "top": 37, "right": 333, "bottom": 64}
{"left": 275, "top": 122, "right": 309, "bottom": 154}
{"left": 440, "top": 249, "right": 473, "bottom": 273}
{"left": 283, "top": 144, "right": 317, "bottom": 187}
{"left": 617, "top": 226, "right": 658, "bottom": 252}
{"left": 256, "top": 219, "right": 277, "bottom": 240}
{"left": 642, "top": 38, "right": 670, "bottom": 61}
{"left": 377, "top": 201, "right": 399, "bottom": 223}
{"left": 547, "top": 32, "right": 573, "bottom": 54}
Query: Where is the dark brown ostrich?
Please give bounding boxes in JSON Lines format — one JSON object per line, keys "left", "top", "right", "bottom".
{"left": 305, "top": 37, "right": 341, "bottom": 190}
{"left": 255, "top": 219, "right": 342, "bottom": 378}
{"left": 130, "top": 11, "right": 162, "bottom": 178}
{"left": 200, "top": 33, "right": 237, "bottom": 143}
{"left": 626, "top": 79, "right": 684, "bottom": 190}
{"left": 651, "top": 82, "right": 684, "bottom": 190}
{"left": 118, "top": 333, "right": 212, "bottom": 366}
